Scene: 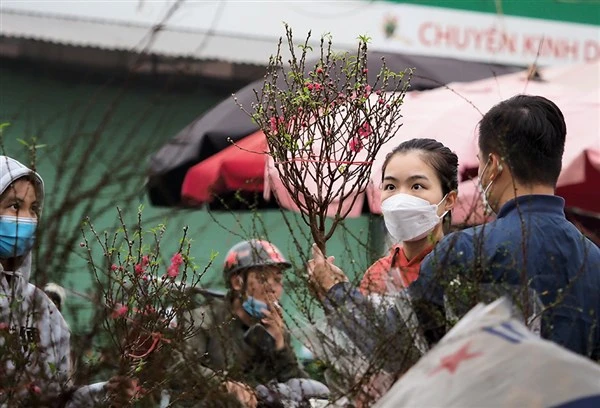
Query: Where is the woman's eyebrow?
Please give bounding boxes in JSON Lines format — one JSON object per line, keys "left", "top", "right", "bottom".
{"left": 0, "top": 196, "right": 23, "bottom": 204}
{"left": 406, "top": 175, "right": 429, "bottom": 182}
{"left": 382, "top": 176, "right": 399, "bottom": 182}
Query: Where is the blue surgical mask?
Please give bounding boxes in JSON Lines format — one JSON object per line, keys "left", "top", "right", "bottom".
{"left": 0, "top": 215, "right": 37, "bottom": 258}
{"left": 242, "top": 296, "right": 268, "bottom": 319}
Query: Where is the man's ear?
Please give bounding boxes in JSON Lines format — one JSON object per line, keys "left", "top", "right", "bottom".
{"left": 490, "top": 154, "right": 504, "bottom": 180}
{"left": 230, "top": 275, "right": 243, "bottom": 292}
{"left": 444, "top": 190, "right": 458, "bottom": 212}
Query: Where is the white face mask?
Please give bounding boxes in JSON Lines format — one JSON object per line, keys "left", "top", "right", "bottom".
{"left": 478, "top": 159, "right": 503, "bottom": 216}
{"left": 381, "top": 193, "right": 448, "bottom": 243}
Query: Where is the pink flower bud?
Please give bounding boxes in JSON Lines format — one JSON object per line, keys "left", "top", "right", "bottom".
{"left": 111, "top": 304, "right": 128, "bottom": 319}
{"left": 28, "top": 383, "right": 41, "bottom": 395}
{"left": 134, "top": 264, "right": 145, "bottom": 275}
{"left": 358, "top": 122, "right": 373, "bottom": 139}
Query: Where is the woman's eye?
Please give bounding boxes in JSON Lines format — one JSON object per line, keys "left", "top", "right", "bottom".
{"left": 382, "top": 184, "right": 395, "bottom": 191}
{"left": 412, "top": 184, "right": 424, "bottom": 190}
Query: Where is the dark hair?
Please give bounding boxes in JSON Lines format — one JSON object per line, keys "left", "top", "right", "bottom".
{"left": 381, "top": 138, "right": 459, "bottom": 196}
{"left": 478, "top": 94, "right": 566, "bottom": 187}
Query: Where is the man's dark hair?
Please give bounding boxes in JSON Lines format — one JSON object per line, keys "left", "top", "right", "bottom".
{"left": 478, "top": 94, "right": 566, "bottom": 187}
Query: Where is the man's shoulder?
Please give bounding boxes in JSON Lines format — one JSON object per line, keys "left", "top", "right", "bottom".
{"left": 419, "top": 225, "right": 491, "bottom": 275}
{"left": 433, "top": 228, "right": 480, "bottom": 256}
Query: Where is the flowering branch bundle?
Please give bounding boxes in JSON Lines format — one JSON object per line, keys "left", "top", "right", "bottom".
{"left": 242, "top": 25, "right": 412, "bottom": 252}
{"left": 81, "top": 207, "right": 210, "bottom": 403}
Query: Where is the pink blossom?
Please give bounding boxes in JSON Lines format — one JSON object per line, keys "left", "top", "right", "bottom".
{"left": 363, "top": 68, "right": 369, "bottom": 74}
{"left": 358, "top": 122, "right": 373, "bottom": 139}
{"left": 111, "top": 304, "right": 128, "bottom": 319}
{"left": 316, "top": 67, "right": 324, "bottom": 74}
{"left": 306, "top": 83, "right": 314, "bottom": 91}
{"left": 167, "top": 253, "right": 183, "bottom": 278}
{"left": 79, "top": 242, "right": 86, "bottom": 248}
{"left": 134, "top": 264, "right": 145, "bottom": 276}
{"left": 141, "top": 255, "right": 150, "bottom": 266}
{"left": 364, "top": 85, "right": 372, "bottom": 96}
{"left": 0, "top": 322, "right": 8, "bottom": 330}
{"left": 167, "top": 266, "right": 179, "bottom": 278}
{"left": 378, "top": 98, "right": 385, "bottom": 105}
{"left": 269, "top": 116, "right": 278, "bottom": 134}
{"left": 349, "top": 137, "right": 363, "bottom": 153}
{"left": 171, "top": 253, "right": 183, "bottom": 267}
{"left": 110, "top": 264, "right": 118, "bottom": 271}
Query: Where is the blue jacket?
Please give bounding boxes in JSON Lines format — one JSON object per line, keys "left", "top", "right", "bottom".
{"left": 325, "top": 195, "right": 600, "bottom": 363}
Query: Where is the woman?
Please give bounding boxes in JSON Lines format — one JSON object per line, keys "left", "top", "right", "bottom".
{"left": 360, "top": 138, "right": 458, "bottom": 298}
{"left": 0, "top": 156, "right": 133, "bottom": 406}
{"left": 307, "top": 138, "right": 459, "bottom": 405}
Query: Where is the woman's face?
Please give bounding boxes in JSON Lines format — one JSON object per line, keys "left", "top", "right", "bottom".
{"left": 0, "top": 179, "right": 39, "bottom": 219}
{"left": 380, "top": 151, "right": 445, "bottom": 211}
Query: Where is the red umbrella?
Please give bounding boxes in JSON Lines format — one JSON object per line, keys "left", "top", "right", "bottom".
{"left": 181, "top": 131, "right": 267, "bottom": 205}
{"left": 556, "top": 149, "right": 600, "bottom": 214}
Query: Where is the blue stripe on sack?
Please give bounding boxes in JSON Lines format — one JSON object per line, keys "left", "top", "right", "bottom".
{"left": 551, "top": 395, "right": 600, "bottom": 408}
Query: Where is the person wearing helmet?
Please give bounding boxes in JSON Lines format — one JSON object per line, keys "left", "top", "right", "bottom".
{"left": 168, "top": 239, "right": 312, "bottom": 407}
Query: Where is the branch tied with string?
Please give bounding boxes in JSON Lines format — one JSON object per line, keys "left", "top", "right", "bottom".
{"left": 238, "top": 25, "right": 412, "bottom": 253}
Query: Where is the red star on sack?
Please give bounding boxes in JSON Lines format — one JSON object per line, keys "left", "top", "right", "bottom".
{"left": 429, "top": 341, "right": 482, "bottom": 376}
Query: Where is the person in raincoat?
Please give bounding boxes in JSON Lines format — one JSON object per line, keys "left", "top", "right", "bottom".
{"left": 0, "top": 155, "right": 134, "bottom": 406}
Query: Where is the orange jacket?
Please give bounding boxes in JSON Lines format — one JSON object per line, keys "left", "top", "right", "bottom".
{"left": 359, "top": 245, "right": 433, "bottom": 295}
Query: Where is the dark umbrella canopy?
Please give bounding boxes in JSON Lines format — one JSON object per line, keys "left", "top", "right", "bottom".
{"left": 147, "top": 52, "right": 522, "bottom": 206}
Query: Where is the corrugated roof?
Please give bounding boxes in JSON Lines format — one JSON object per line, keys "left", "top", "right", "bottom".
{"left": 0, "top": 9, "right": 310, "bottom": 65}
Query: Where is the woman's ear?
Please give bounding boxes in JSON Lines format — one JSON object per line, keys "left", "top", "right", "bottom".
{"left": 444, "top": 190, "right": 458, "bottom": 212}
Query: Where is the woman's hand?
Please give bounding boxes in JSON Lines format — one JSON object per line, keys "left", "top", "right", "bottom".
{"left": 307, "top": 244, "right": 348, "bottom": 300}
{"left": 224, "top": 380, "right": 258, "bottom": 408}
{"left": 261, "top": 303, "right": 285, "bottom": 351}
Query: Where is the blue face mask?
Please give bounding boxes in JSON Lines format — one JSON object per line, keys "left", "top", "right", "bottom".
{"left": 0, "top": 215, "right": 37, "bottom": 258}
{"left": 242, "top": 296, "right": 269, "bottom": 319}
